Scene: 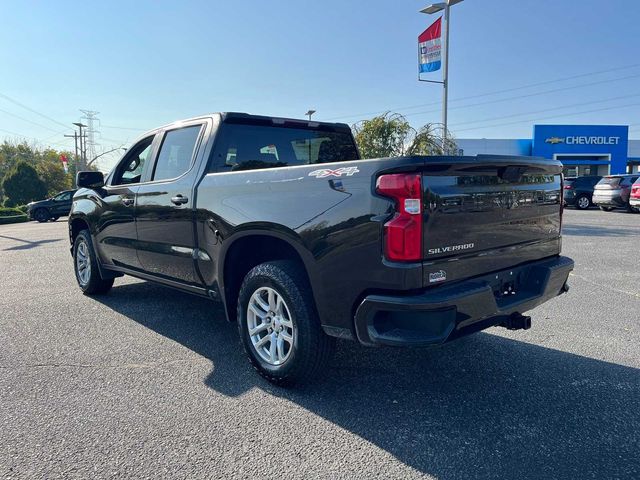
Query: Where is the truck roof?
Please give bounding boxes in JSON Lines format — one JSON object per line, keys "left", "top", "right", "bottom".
{"left": 145, "top": 112, "right": 352, "bottom": 137}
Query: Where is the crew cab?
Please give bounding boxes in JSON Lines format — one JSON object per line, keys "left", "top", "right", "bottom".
{"left": 68, "top": 113, "right": 573, "bottom": 384}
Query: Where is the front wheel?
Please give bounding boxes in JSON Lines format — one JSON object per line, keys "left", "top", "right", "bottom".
{"left": 73, "top": 230, "right": 114, "bottom": 294}
{"left": 34, "top": 208, "right": 50, "bottom": 223}
{"left": 599, "top": 206, "right": 614, "bottom": 212}
{"left": 237, "top": 260, "right": 335, "bottom": 385}
{"left": 575, "top": 195, "right": 591, "bottom": 210}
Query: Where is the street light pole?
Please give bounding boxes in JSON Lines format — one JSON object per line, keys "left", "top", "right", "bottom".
{"left": 305, "top": 109, "right": 316, "bottom": 121}
{"left": 420, "top": 0, "right": 462, "bottom": 154}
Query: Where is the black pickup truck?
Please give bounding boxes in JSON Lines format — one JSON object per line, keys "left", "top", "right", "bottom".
{"left": 69, "top": 112, "right": 573, "bottom": 384}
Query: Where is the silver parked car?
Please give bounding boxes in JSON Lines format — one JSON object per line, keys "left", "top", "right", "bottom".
{"left": 592, "top": 174, "right": 639, "bottom": 212}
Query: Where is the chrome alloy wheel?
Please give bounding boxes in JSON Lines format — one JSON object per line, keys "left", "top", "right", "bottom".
{"left": 247, "top": 287, "right": 294, "bottom": 366}
{"left": 76, "top": 239, "right": 91, "bottom": 286}
{"left": 577, "top": 196, "right": 590, "bottom": 209}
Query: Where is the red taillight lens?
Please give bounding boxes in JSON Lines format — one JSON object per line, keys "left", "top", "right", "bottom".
{"left": 376, "top": 173, "right": 422, "bottom": 262}
{"left": 631, "top": 186, "right": 640, "bottom": 199}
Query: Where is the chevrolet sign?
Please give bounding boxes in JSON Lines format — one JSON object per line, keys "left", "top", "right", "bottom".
{"left": 565, "top": 136, "right": 620, "bottom": 145}
{"left": 545, "top": 135, "right": 620, "bottom": 145}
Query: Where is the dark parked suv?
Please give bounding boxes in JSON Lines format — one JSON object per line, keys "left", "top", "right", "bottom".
{"left": 563, "top": 175, "right": 602, "bottom": 210}
{"left": 27, "top": 189, "right": 77, "bottom": 222}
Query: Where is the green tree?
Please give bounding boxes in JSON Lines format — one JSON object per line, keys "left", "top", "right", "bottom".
{"left": 36, "top": 149, "right": 73, "bottom": 195}
{"left": 352, "top": 112, "right": 457, "bottom": 158}
{"left": 1, "top": 161, "right": 48, "bottom": 206}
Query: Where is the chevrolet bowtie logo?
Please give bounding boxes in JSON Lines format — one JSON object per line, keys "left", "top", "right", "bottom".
{"left": 545, "top": 137, "right": 565, "bottom": 144}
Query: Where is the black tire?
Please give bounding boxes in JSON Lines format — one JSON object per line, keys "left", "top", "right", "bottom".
{"left": 599, "top": 206, "right": 614, "bottom": 212}
{"left": 34, "top": 208, "right": 50, "bottom": 223}
{"left": 50, "top": 216, "right": 60, "bottom": 222}
{"left": 73, "top": 230, "right": 114, "bottom": 295}
{"left": 237, "top": 260, "right": 335, "bottom": 386}
{"left": 575, "top": 194, "right": 591, "bottom": 210}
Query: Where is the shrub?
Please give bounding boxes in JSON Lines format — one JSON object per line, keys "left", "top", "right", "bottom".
{"left": 0, "top": 207, "right": 28, "bottom": 224}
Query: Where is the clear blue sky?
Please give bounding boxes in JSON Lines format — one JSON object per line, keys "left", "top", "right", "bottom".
{"left": 1, "top": 0, "right": 640, "bottom": 169}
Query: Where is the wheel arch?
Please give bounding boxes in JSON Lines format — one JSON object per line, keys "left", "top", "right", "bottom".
{"left": 218, "top": 228, "right": 319, "bottom": 323}
{"left": 68, "top": 214, "right": 92, "bottom": 248}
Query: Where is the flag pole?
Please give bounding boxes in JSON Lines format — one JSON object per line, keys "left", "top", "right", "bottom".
{"left": 420, "top": 0, "right": 463, "bottom": 154}
{"left": 441, "top": 1, "right": 450, "bottom": 154}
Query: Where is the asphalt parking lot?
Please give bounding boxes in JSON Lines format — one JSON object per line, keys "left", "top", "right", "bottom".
{"left": 1, "top": 209, "right": 639, "bottom": 479}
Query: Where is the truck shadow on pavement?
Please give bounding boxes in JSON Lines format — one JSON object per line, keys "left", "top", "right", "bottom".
{"left": 0, "top": 234, "right": 62, "bottom": 251}
{"left": 561, "top": 224, "right": 637, "bottom": 237}
{"left": 96, "top": 281, "right": 640, "bottom": 479}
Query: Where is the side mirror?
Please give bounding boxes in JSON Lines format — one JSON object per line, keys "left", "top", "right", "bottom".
{"left": 76, "top": 171, "right": 105, "bottom": 189}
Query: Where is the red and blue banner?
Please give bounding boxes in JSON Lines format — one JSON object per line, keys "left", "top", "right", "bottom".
{"left": 418, "top": 17, "right": 442, "bottom": 73}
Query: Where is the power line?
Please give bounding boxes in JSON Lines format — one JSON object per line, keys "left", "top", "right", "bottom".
{"left": 324, "top": 63, "right": 640, "bottom": 121}
{"left": 0, "top": 127, "right": 75, "bottom": 149}
{"left": 454, "top": 102, "right": 640, "bottom": 133}
{"left": 101, "top": 124, "right": 146, "bottom": 131}
{"left": 449, "top": 92, "right": 640, "bottom": 128}
{"left": 0, "top": 107, "right": 66, "bottom": 134}
{"left": 0, "top": 92, "right": 69, "bottom": 129}
{"left": 402, "top": 73, "right": 640, "bottom": 119}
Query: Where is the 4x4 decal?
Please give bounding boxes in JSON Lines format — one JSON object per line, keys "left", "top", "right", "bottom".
{"left": 308, "top": 167, "right": 360, "bottom": 178}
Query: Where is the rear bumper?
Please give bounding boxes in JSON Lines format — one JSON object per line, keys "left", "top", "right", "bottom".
{"left": 593, "top": 194, "right": 625, "bottom": 207}
{"left": 354, "top": 255, "right": 574, "bottom": 347}
{"left": 630, "top": 198, "right": 640, "bottom": 207}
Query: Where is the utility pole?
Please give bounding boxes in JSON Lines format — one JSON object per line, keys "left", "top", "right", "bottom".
{"left": 420, "top": 0, "right": 463, "bottom": 154}
{"left": 64, "top": 130, "right": 79, "bottom": 167}
{"left": 73, "top": 122, "right": 87, "bottom": 170}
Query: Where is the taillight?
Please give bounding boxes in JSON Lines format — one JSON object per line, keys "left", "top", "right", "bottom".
{"left": 632, "top": 186, "right": 640, "bottom": 199}
{"left": 376, "top": 173, "right": 422, "bottom": 262}
{"left": 564, "top": 184, "right": 574, "bottom": 190}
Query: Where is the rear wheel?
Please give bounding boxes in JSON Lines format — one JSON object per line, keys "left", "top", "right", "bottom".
{"left": 34, "top": 208, "right": 50, "bottom": 223}
{"left": 237, "top": 260, "right": 335, "bottom": 385}
{"left": 575, "top": 195, "right": 591, "bottom": 210}
{"left": 599, "top": 206, "right": 614, "bottom": 212}
{"left": 73, "top": 230, "right": 114, "bottom": 294}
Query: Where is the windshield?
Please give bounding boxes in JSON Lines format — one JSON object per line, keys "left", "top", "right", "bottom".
{"left": 212, "top": 123, "right": 359, "bottom": 172}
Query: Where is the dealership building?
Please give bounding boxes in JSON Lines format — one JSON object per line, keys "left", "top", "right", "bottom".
{"left": 457, "top": 125, "right": 640, "bottom": 176}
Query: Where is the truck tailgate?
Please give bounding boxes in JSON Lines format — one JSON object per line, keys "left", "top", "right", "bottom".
{"left": 421, "top": 155, "right": 563, "bottom": 286}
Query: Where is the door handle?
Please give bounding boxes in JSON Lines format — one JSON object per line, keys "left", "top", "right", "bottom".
{"left": 171, "top": 195, "right": 189, "bottom": 205}
{"left": 122, "top": 197, "right": 134, "bottom": 207}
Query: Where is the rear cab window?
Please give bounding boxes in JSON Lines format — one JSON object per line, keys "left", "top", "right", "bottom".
{"left": 209, "top": 118, "right": 359, "bottom": 172}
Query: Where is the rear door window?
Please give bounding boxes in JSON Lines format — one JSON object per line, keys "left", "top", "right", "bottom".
{"left": 152, "top": 125, "right": 202, "bottom": 181}
{"left": 211, "top": 123, "right": 359, "bottom": 172}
